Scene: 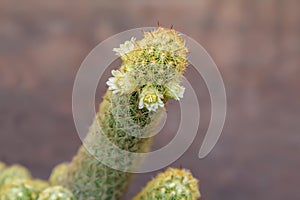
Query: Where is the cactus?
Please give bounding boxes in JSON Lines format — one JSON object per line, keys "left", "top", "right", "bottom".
{"left": 49, "top": 163, "right": 69, "bottom": 186}
{"left": 37, "top": 186, "right": 75, "bottom": 200}
{"left": 0, "top": 165, "right": 31, "bottom": 187}
{"left": 133, "top": 168, "right": 201, "bottom": 200}
{"left": 0, "top": 179, "right": 39, "bottom": 200}
{"left": 59, "top": 27, "right": 188, "bottom": 200}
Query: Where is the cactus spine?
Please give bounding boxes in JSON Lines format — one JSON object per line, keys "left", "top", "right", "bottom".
{"left": 59, "top": 27, "right": 188, "bottom": 200}
{"left": 133, "top": 168, "right": 201, "bottom": 200}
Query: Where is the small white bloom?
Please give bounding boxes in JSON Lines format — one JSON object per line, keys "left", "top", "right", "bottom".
{"left": 106, "top": 70, "right": 133, "bottom": 94}
{"left": 138, "top": 87, "right": 164, "bottom": 112}
{"left": 165, "top": 81, "right": 185, "bottom": 100}
{"left": 168, "top": 182, "right": 176, "bottom": 188}
{"left": 113, "top": 37, "right": 136, "bottom": 57}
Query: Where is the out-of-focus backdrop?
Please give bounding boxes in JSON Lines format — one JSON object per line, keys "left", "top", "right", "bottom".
{"left": 0, "top": 0, "right": 299, "bottom": 199}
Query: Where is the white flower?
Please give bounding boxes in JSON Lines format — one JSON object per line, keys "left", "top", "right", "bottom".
{"left": 138, "top": 87, "right": 164, "bottom": 112}
{"left": 106, "top": 70, "right": 133, "bottom": 94}
{"left": 165, "top": 82, "right": 185, "bottom": 100}
{"left": 113, "top": 37, "right": 136, "bottom": 57}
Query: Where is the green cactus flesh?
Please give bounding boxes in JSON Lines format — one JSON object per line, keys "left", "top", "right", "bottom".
{"left": 133, "top": 168, "right": 201, "bottom": 200}
{"left": 59, "top": 27, "right": 188, "bottom": 200}
{"left": 37, "top": 186, "right": 75, "bottom": 200}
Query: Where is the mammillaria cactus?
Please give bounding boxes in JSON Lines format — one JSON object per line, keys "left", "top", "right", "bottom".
{"left": 0, "top": 179, "right": 39, "bottom": 200}
{"left": 59, "top": 27, "right": 188, "bottom": 200}
{"left": 37, "top": 186, "right": 75, "bottom": 200}
{"left": 133, "top": 168, "right": 201, "bottom": 200}
{"left": 0, "top": 26, "right": 204, "bottom": 200}
{"left": 0, "top": 165, "right": 31, "bottom": 187}
{"left": 49, "top": 163, "right": 69, "bottom": 186}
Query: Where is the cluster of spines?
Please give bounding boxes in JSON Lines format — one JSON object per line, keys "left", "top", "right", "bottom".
{"left": 49, "top": 163, "right": 69, "bottom": 186}
{"left": 112, "top": 27, "right": 188, "bottom": 104}
{"left": 133, "top": 168, "right": 201, "bottom": 200}
{"left": 38, "top": 186, "right": 75, "bottom": 200}
{"left": 0, "top": 179, "right": 39, "bottom": 200}
{"left": 0, "top": 165, "right": 32, "bottom": 187}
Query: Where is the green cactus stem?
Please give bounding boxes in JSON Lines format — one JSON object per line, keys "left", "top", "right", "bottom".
{"left": 133, "top": 168, "right": 201, "bottom": 200}
{"left": 37, "top": 186, "right": 75, "bottom": 200}
{"left": 60, "top": 27, "right": 188, "bottom": 200}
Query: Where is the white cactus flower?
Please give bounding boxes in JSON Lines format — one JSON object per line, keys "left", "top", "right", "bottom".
{"left": 165, "top": 81, "right": 185, "bottom": 100}
{"left": 113, "top": 37, "right": 136, "bottom": 57}
{"left": 106, "top": 70, "right": 133, "bottom": 94}
{"left": 139, "top": 87, "right": 164, "bottom": 112}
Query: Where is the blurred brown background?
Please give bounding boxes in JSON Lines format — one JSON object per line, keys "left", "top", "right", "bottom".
{"left": 0, "top": 0, "right": 299, "bottom": 199}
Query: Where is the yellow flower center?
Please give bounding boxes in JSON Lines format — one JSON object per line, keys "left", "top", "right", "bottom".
{"left": 144, "top": 94, "right": 157, "bottom": 104}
